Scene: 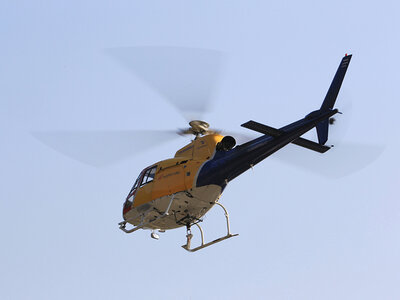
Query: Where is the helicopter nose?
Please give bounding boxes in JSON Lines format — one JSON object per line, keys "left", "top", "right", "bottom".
{"left": 123, "top": 197, "right": 133, "bottom": 215}
{"left": 123, "top": 204, "right": 131, "bottom": 215}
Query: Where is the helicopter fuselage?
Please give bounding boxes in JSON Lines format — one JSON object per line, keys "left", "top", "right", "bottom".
{"left": 122, "top": 108, "right": 337, "bottom": 231}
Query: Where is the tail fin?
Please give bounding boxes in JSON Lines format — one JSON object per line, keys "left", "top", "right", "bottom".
{"left": 317, "top": 54, "right": 352, "bottom": 144}
{"left": 316, "top": 119, "right": 330, "bottom": 145}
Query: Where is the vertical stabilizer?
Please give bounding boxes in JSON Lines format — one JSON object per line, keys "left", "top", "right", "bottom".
{"left": 320, "top": 54, "right": 352, "bottom": 111}
{"left": 317, "top": 54, "right": 352, "bottom": 145}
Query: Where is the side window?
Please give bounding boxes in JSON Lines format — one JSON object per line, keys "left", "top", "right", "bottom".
{"left": 141, "top": 166, "right": 157, "bottom": 186}
{"left": 147, "top": 167, "right": 156, "bottom": 183}
{"left": 141, "top": 169, "right": 151, "bottom": 186}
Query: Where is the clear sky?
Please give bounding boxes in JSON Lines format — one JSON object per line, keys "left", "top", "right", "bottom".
{"left": 1, "top": 1, "right": 399, "bottom": 299}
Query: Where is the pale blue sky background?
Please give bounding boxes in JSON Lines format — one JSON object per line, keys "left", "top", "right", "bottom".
{"left": 1, "top": 1, "right": 399, "bottom": 299}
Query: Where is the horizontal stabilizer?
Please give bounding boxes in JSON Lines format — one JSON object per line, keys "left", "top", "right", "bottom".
{"left": 241, "top": 120, "right": 331, "bottom": 153}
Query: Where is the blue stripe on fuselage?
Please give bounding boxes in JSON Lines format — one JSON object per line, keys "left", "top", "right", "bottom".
{"left": 195, "top": 134, "right": 274, "bottom": 189}
{"left": 196, "top": 109, "right": 338, "bottom": 189}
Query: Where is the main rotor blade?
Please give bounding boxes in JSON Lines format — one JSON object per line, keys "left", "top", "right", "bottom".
{"left": 107, "top": 46, "right": 226, "bottom": 121}
{"left": 32, "top": 130, "right": 178, "bottom": 167}
{"left": 273, "top": 142, "right": 385, "bottom": 178}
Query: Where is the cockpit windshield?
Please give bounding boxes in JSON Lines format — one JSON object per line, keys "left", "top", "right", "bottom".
{"left": 129, "top": 171, "right": 143, "bottom": 194}
{"left": 125, "top": 165, "right": 158, "bottom": 209}
{"left": 131, "top": 177, "right": 140, "bottom": 192}
{"left": 129, "top": 165, "right": 157, "bottom": 194}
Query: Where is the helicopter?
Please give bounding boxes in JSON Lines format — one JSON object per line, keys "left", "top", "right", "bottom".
{"left": 117, "top": 53, "right": 352, "bottom": 252}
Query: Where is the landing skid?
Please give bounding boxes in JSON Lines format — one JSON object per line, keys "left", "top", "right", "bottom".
{"left": 181, "top": 202, "right": 238, "bottom": 252}
{"left": 119, "top": 194, "right": 238, "bottom": 252}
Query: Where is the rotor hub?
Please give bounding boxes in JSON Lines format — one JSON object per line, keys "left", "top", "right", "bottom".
{"left": 189, "top": 120, "right": 210, "bottom": 135}
{"left": 178, "top": 120, "right": 220, "bottom": 137}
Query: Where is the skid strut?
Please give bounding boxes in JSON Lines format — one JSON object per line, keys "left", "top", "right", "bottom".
{"left": 182, "top": 202, "right": 238, "bottom": 252}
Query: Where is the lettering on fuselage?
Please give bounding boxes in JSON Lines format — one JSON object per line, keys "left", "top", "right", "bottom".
{"left": 158, "top": 171, "right": 180, "bottom": 180}
{"left": 177, "top": 145, "right": 194, "bottom": 154}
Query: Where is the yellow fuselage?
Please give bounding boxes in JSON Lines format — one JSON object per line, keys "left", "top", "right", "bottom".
{"left": 123, "top": 134, "right": 224, "bottom": 229}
